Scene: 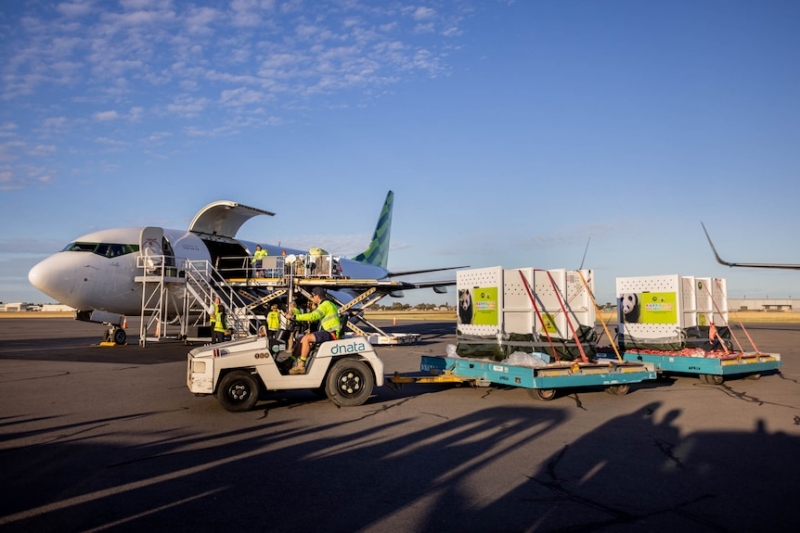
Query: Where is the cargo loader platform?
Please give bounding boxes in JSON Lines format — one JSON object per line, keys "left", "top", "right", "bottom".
{"left": 388, "top": 355, "right": 657, "bottom": 401}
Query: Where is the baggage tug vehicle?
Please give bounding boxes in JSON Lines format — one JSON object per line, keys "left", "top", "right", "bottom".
{"left": 187, "top": 319, "right": 384, "bottom": 412}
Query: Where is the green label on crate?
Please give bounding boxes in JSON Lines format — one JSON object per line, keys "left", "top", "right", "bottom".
{"left": 473, "top": 287, "right": 498, "bottom": 326}
{"left": 638, "top": 292, "right": 677, "bottom": 324}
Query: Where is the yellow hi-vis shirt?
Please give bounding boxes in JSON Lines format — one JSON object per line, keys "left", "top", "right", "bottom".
{"left": 292, "top": 300, "right": 341, "bottom": 334}
{"left": 267, "top": 310, "right": 280, "bottom": 331}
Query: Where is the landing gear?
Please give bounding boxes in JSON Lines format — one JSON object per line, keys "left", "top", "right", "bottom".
{"left": 103, "top": 326, "right": 127, "bottom": 345}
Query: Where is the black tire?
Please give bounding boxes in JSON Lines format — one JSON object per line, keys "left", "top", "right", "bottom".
{"left": 217, "top": 371, "right": 260, "bottom": 412}
{"left": 528, "top": 388, "right": 557, "bottom": 401}
{"left": 325, "top": 359, "right": 374, "bottom": 407}
{"left": 605, "top": 384, "right": 630, "bottom": 396}
{"left": 113, "top": 328, "right": 127, "bottom": 345}
{"left": 704, "top": 374, "right": 724, "bottom": 385}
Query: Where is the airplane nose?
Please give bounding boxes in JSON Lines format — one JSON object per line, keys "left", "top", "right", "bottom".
{"left": 28, "top": 255, "right": 75, "bottom": 303}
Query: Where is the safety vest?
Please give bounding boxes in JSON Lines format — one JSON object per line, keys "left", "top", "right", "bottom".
{"left": 214, "top": 306, "right": 228, "bottom": 333}
{"left": 211, "top": 303, "right": 228, "bottom": 333}
{"left": 293, "top": 299, "right": 341, "bottom": 334}
{"left": 252, "top": 248, "right": 268, "bottom": 264}
{"left": 267, "top": 310, "right": 280, "bottom": 330}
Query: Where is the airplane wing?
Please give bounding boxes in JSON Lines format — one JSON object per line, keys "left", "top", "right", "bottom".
{"left": 702, "top": 222, "right": 800, "bottom": 270}
{"left": 387, "top": 265, "right": 469, "bottom": 277}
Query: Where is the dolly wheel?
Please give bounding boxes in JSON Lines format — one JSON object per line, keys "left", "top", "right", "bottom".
{"left": 528, "top": 388, "right": 557, "bottom": 401}
{"left": 703, "top": 374, "right": 724, "bottom": 385}
{"left": 605, "top": 384, "right": 630, "bottom": 396}
{"left": 745, "top": 373, "right": 762, "bottom": 380}
{"left": 217, "top": 371, "right": 259, "bottom": 412}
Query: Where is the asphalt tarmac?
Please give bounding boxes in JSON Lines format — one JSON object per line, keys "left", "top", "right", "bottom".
{"left": 0, "top": 318, "right": 798, "bottom": 533}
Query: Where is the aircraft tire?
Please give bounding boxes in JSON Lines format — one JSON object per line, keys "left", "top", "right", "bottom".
{"left": 217, "top": 371, "right": 260, "bottom": 412}
{"left": 325, "top": 359, "right": 374, "bottom": 407}
{"left": 113, "top": 328, "right": 127, "bottom": 345}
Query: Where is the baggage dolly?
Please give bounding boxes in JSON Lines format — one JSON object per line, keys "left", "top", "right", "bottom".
{"left": 388, "top": 355, "right": 657, "bottom": 401}
{"left": 603, "top": 350, "right": 781, "bottom": 385}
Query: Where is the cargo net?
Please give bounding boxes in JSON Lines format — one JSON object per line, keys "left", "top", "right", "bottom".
{"left": 608, "top": 325, "right": 735, "bottom": 358}
{"left": 455, "top": 324, "right": 598, "bottom": 363}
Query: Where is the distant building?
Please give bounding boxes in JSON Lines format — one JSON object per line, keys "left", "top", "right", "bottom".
{"left": 42, "top": 304, "right": 75, "bottom": 312}
{"left": 0, "top": 302, "right": 29, "bottom": 312}
{"left": 728, "top": 298, "right": 799, "bottom": 312}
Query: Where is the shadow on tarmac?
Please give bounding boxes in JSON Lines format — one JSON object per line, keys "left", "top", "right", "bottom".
{"left": 1, "top": 400, "right": 798, "bottom": 532}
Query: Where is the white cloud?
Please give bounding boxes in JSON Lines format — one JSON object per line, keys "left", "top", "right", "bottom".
{"left": 93, "top": 111, "right": 119, "bottom": 121}
{"left": 413, "top": 7, "right": 436, "bottom": 20}
{"left": 0, "top": 123, "right": 18, "bottom": 138}
{"left": 1, "top": 0, "right": 475, "bottom": 191}
{"left": 220, "top": 87, "right": 267, "bottom": 106}
{"left": 56, "top": 1, "right": 93, "bottom": 18}
{"left": 167, "top": 96, "right": 211, "bottom": 116}
{"left": 28, "top": 145, "right": 56, "bottom": 156}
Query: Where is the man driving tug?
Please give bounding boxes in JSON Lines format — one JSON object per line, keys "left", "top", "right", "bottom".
{"left": 287, "top": 286, "right": 342, "bottom": 374}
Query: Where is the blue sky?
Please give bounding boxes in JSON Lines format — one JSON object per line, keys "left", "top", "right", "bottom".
{"left": 1, "top": 0, "right": 799, "bottom": 308}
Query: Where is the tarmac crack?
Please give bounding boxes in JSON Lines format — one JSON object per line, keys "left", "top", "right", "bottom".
{"left": 525, "top": 444, "right": 723, "bottom": 532}
{"left": 652, "top": 436, "right": 683, "bottom": 468}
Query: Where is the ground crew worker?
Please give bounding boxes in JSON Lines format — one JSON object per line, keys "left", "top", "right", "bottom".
{"left": 251, "top": 245, "right": 268, "bottom": 278}
{"left": 210, "top": 297, "right": 229, "bottom": 344}
{"left": 286, "top": 287, "right": 341, "bottom": 375}
{"left": 267, "top": 304, "right": 281, "bottom": 340}
{"left": 209, "top": 296, "right": 220, "bottom": 330}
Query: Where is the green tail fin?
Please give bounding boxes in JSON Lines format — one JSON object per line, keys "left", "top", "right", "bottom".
{"left": 352, "top": 191, "right": 394, "bottom": 268}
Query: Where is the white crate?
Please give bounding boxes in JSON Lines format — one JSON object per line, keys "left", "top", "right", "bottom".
{"left": 616, "top": 274, "right": 728, "bottom": 342}
{"left": 457, "top": 266, "right": 595, "bottom": 339}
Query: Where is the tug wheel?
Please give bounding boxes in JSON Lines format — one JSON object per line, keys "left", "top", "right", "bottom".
{"left": 528, "top": 388, "right": 557, "bottom": 401}
{"left": 605, "top": 384, "right": 630, "bottom": 396}
{"left": 217, "top": 371, "right": 259, "bottom": 412}
{"left": 325, "top": 359, "right": 374, "bottom": 407}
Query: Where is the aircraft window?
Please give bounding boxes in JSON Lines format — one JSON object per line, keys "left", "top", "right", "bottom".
{"left": 63, "top": 242, "right": 97, "bottom": 252}
{"left": 62, "top": 242, "right": 139, "bottom": 257}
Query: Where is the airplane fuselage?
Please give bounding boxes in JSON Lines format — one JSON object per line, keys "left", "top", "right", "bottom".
{"left": 28, "top": 226, "right": 390, "bottom": 316}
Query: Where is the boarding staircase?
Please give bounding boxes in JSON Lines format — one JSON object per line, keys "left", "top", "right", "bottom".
{"left": 136, "top": 256, "right": 262, "bottom": 346}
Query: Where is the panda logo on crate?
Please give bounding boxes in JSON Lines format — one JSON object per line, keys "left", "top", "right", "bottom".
{"left": 620, "top": 293, "right": 641, "bottom": 323}
{"left": 458, "top": 289, "right": 473, "bottom": 325}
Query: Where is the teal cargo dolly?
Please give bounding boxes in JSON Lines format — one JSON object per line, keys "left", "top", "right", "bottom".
{"left": 604, "top": 350, "right": 781, "bottom": 385}
{"left": 612, "top": 274, "right": 782, "bottom": 384}
{"left": 388, "top": 266, "right": 658, "bottom": 400}
{"left": 417, "top": 355, "right": 657, "bottom": 400}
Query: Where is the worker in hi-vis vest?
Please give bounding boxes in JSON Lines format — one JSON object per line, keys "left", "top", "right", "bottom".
{"left": 267, "top": 304, "right": 281, "bottom": 340}
{"left": 286, "top": 286, "right": 341, "bottom": 374}
{"left": 251, "top": 245, "right": 268, "bottom": 278}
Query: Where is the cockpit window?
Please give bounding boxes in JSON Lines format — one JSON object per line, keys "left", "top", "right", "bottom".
{"left": 62, "top": 242, "right": 139, "bottom": 257}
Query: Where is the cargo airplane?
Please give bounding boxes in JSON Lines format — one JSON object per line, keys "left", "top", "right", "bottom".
{"left": 28, "top": 191, "right": 462, "bottom": 344}
{"left": 702, "top": 222, "right": 800, "bottom": 270}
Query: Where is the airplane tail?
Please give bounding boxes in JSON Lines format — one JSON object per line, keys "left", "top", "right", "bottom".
{"left": 352, "top": 190, "right": 394, "bottom": 269}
